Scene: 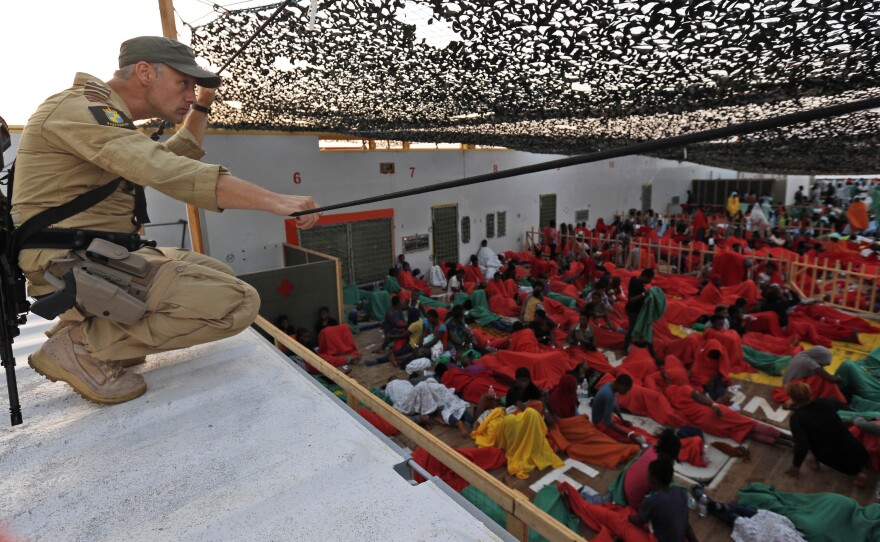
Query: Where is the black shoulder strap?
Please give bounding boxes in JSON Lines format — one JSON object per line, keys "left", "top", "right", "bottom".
{"left": 10, "top": 176, "right": 125, "bottom": 255}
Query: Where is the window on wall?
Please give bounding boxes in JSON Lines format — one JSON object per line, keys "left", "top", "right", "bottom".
{"left": 539, "top": 194, "right": 557, "bottom": 228}
{"left": 486, "top": 213, "right": 495, "bottom": 238}
{"left": 575, "top": 209, "right": 589, "bottom": 224}
{"left": 460, "top": 215, "right": 471, "bottom": 244}
{"left": 433, "top": 205, "right": 460, "bottom": 265}
{"left": 497, "top": 211, "right": 506, "bottom": 237}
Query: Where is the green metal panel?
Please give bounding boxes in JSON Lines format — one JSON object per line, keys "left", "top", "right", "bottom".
{"left": 239, "top": 260, "right": 339, "bottom": 341}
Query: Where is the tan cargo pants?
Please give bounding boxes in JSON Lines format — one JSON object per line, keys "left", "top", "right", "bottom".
{"left": 59, "top": 247, "right": 260, "bottom": 361}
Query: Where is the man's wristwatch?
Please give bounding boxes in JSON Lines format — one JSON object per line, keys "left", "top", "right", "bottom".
{"left": 191, "top": 104, "right": 211, "bottom": 114}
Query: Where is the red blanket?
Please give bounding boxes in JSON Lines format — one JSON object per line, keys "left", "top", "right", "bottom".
{"left": 412, "top": 446, "right": 507, "bottom": 491}
{"left": 742, "top": 332, "right": 802, "bottom": 357}
{"left": 712, "top": 251, "right": 747, "bottom": 286}
{"left": 478, "top": 350, "right": 578, "bottom": 390}
{"left": 316, "top": 325, "right": 358, "bottom": 369}
{"left": 508, "top": 328, "right": 543, "bottom": 353}
{"left": 690, "top": 338, "right": 733, "bottom": 388}
{"left": 666, "top": 384, "right": 754, "bottom": 443}
{"left": 441, "top": 366, "right": 509, "bottom": 403}
{"left": 566, "top": 346, "right": 616, "bottom": 373}
{"left": 703, "top": 328, "right": 751, "bottom": 374}
{"left": 357, "top": 407, "right": 400, "bottom": 436}
{"left": 559, "top": 483, "right": 655, "bottom": 542}
{"left": 398, "top": 270, "right": 432, "bottom": 296}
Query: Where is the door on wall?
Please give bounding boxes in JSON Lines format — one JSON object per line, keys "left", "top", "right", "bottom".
{"left": 641, "top": 184, "right": 652, "bottom": 211}
{"left": 299, "top": 218, "right": 393, "bottom": 286}
{"left": 539, "top": 193, "right": 557, "bottom": 228}
{"left": 432, "top": 204, "right": 459, "bottom": 266}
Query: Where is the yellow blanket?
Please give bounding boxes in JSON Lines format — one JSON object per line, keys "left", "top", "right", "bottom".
{"left": 472, "top": 407, "right": 564, "bottom": 478}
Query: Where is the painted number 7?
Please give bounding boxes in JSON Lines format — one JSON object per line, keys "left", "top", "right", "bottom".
{"left": 409, "top": 166, "right": 416, "bottom": 178}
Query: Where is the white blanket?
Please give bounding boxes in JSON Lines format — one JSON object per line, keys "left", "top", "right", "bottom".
{"left": 732, "top": 510, "right": 806, "bottom": 542}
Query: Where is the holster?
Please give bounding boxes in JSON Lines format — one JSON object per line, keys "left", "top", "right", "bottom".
{"left": 30, "top": 239, "right": 165, "bottom": 325}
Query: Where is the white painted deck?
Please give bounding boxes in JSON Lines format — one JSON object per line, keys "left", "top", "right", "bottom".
{"left": 0, "top": 317, "right": 506, "bottom": 542}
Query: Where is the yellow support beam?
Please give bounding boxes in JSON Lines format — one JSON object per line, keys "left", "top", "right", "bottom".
{"left": 158, "top": 0, "right": 206, "bottom": 254}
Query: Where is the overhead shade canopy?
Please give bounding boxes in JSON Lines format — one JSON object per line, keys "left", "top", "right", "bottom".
{"left": 191, "top": 0, "right": 880, "bottom": 174}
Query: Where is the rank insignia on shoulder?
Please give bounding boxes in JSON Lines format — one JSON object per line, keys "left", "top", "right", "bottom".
{"left": 88, "top": 106, "right": 135, "bottom": 129}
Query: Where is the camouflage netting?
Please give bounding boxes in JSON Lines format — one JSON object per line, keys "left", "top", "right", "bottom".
{"left": 191, "top": 1, "right": 880, "bottom": 174}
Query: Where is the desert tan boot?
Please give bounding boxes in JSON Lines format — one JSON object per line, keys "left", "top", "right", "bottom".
{"left": 29, "top": 326, "right": 146, "bottom": 404}
{"left": 44, "top": 322, "right": 146, "bottom": 368}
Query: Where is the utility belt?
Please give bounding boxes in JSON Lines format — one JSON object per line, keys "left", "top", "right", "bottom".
{"left": 7, "top": 171, "right": 157, "bottom": 326}
{"left": 28, "top": 232, "right": 160, "bottom": 326}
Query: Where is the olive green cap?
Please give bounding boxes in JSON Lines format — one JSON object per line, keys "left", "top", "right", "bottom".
{"left": 119, "top": 36, "right": 221, "bottom": 88}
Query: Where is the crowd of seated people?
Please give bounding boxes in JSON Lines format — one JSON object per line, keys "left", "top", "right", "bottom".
{"left": 273, "top": 193, "right": 880, "bottom": 539}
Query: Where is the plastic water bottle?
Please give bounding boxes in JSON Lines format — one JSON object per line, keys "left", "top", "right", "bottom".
{"left": 687, "top": 493, "right": 696, "bottom": 510}
{"left": 698, "top": 493, "right": 709, "bottom": 518}
{"left": 577, "top": 380, "right": 590, "bottom": 402}
{"left": 488, "top": 385, "right": 496, "bottom": 399}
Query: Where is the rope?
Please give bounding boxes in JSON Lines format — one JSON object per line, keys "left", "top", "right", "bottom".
{"left": 290, "top": 96, "right": 880, "bottom": 218}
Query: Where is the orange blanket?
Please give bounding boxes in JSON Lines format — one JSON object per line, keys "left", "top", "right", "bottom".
{"left": 847, "top": 201, "right": 870, "bottom": 230}
{"left": 316, "top": 324, "right": 358, "bottom": 369}
{"left": 547, "top": 415, "right": 640, "bottom": 468}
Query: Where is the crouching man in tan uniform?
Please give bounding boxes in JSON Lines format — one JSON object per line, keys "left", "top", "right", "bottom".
{"left": 12, "top": 36, "right": 320, "bottom": 404}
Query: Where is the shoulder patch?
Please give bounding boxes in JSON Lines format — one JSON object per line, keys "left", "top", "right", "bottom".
{"left": 83, "top": 80, "right": 111, "bottom": 102}
{"left": 88, "top": 106, "right": 135, "bottom": 129}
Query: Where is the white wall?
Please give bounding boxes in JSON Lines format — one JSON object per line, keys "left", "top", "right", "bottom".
{"left": 7, "top": 131, "right": 805, "bottom": 276}
{"left": 191, "top": 135, "right": 744, "bottom": 275}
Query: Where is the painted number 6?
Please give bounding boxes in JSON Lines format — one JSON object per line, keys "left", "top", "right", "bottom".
{"left": 293, "top": 172, "right": 302, "bottom": 184}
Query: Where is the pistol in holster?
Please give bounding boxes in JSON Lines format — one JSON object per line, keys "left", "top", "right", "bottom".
{"left": 30, "top": 239, "right": 164, "bottom": 326}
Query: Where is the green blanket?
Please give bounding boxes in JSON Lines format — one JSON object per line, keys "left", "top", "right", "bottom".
{"left": 529, "top": 485, "right": 581, "bottom": 542}
{"left": 837, "top": 348, "right": 880, "bottom": 404}
{"left": 738, "top": 482, "right": 880, "bottom": 542}
{"left": 461, "top": 486, "right": 506, "bottom": 527}
{"left": 449, "top": 289, "right": 503, "bottom": 326}
{"left": 607, "top": 448, "right": 647, "bottom": 506}
{"left": 547, "top": 292, "right": 578, "bottom": 309}
{"left": 418, "top": 295, "right": 449, "bottom": 309}
{"left": 342, "top": 283, "right": 393, "bottom": 321}
{"left": 742, "top": 345, "right": 790, "bottom": 376}
{"left": 467, "top": 289, "right": 503, "bottom": 326}
{"left": 383, "top": 276, "right": 402, "bottom": 293}
{"left": 632, "top": 287, "right": 666, "bottom": 343}
{"left": 342, "top": 282, "right": 361, "bottom": 305}
{"left": 363, "top": 290, "right": 392, "bottom": 321}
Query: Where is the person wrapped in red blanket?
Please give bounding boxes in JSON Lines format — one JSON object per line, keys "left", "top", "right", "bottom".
{"left": 703, "top": 314, "right": 751, "bottom": 374}
{"left": 689, "top": 336, "right": 732, "bottom": 401}
{"left": 435, "top": 360, "right": 511, "bottom": 404}
{"left": 315, "top": 324, "right": 361, "bottom": 374}
{"left": 665, "top": 384, "right": 791, "bottom": 446}
{"left": 485, "top": 272, "right": 520, "bottom": 317}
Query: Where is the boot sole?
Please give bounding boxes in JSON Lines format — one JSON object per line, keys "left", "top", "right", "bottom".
{"left": 28, "top": 350, "right": 146, "bottom": 405}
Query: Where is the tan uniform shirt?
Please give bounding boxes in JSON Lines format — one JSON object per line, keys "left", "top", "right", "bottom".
{"left": 12, "top": 72, "right": 226, "bottom": 295}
